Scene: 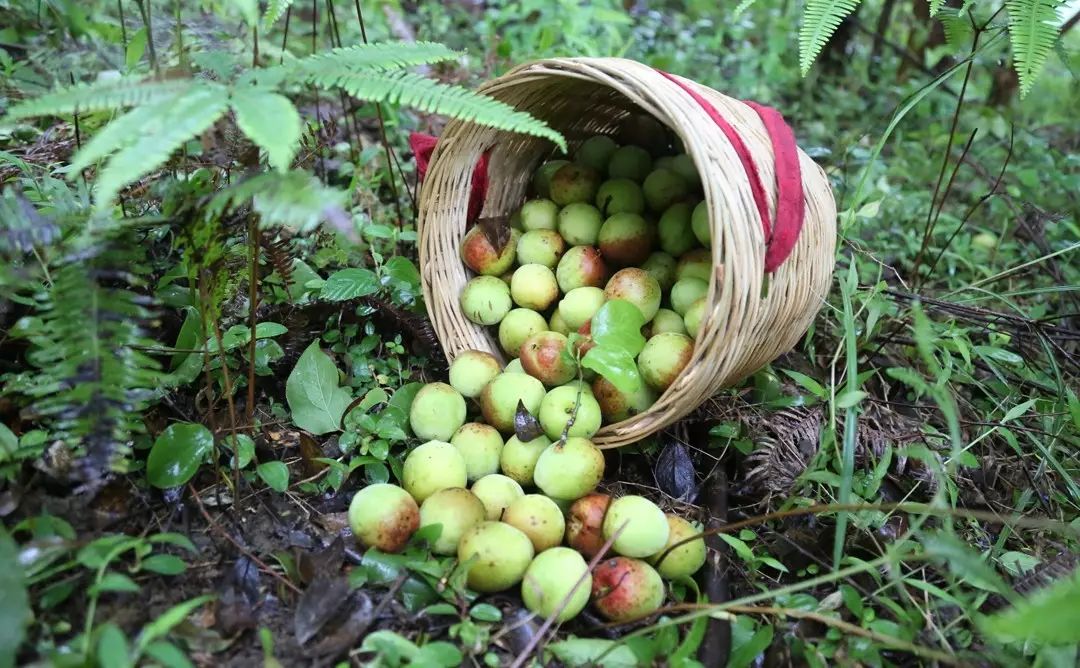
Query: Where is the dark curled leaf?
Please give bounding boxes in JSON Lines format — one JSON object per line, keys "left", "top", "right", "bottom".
{"left": 216, "top": 557, "right": 260, "bottom": 636}
{"left": 297, "top": 537, "right": 345, "bottom": 585}
{"left": 309, "top": 590, "right": 374, "bottom": 656}
{"left": 514, "top": 400, "right": 544, "bottom": 442}
{"left": 477, "top": 215, "right": 512, "bottom": 253}
{"left": 655, "top": 440, "right": 698, "bottom": 503}
{"left": 294, "top": 574, "right": 350, "bottom": 646}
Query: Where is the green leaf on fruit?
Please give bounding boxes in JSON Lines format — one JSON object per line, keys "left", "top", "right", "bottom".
{"left": 582, "top": 346, "right": 642, "bottom": 394}
{"left": 286, "top": 341, "right": 353, "bottom": 435}
{"left": 587, "top": 300, "right": 643, "bottom": 358}
{"left": 589, "top": 299, "right": 646, "bottom": 356}
{"left": 147, "top": 423, "right": 214, "bottom": 489}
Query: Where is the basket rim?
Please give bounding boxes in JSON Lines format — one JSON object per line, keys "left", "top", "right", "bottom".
{"left": 417, "top": 57, "right": 837, "bottom": 447}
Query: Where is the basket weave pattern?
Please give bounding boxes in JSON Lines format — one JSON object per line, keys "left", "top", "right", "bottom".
{"left": 419, "top": 58, "right": 837, "bottom": 448}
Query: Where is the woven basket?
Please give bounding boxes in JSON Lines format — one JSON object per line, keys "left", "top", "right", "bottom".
{"left": 418, "top": 57, "right": 836, "bottom": 448}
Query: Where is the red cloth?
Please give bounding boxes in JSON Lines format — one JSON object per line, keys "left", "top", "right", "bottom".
{"left": 654, "top": 70, "right": 804, "bottom": 273}
{"left": 410, "top": 132, "right": 489, "bottom": 225}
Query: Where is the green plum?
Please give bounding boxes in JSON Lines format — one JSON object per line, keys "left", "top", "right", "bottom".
{"left": 521, "top": 547, "right": 592, "bottom": 622}
{"left": 499, "top": 433, "right": 552, "bottom": 486}
{"left": 402, "top": 440, "right": 468, "bottom": 503}
{"left": 348, "top": 483, "right": 419, "bottom": 553}
{"left": 460, "top": 276, "right": 512, "bottom": 326}
{"left": 409, "top": 382, "right": 466, "bottom": 442}
{"left": 602, "top": 495, "right": 670, "bottom": 558}
{"left": 470, "top": 473, "right": 524, "bottom": 520}
{"left": 498, "top": 308, "right": 548, "bottom": 358}
{"left": 458, "top": 521, "right": 534, "bottom": 592}
{"left": 533, "top": 437, "right": 605, "bottom": 500}
{"left": 450, "top": 423, "right": 504, "bottom": 481}
{"left": 637, "top": 332, "right": 693, "bottom": 391}
{"left": 480, "top": 372, "right": 546, "bottom": 433}
{"left": 448, "top": 350, "right": 502, "bottom": 399}
{"left": 538, "top": 385, "right": 603, "bottom": 440}
{"left": 419, "top": 487, "right": 486, "bottom": 554}
{"left": 557, "top": 203, "right": 603, "bottom": 246}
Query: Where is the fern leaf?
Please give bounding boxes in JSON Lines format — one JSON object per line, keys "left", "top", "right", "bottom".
{"left": 207, "top": 170, "right": 350, "bottom": 235}
{"left": 230, "top": 88, "right": 302, "bottom": 172}
{"left": 1006, "top": 0, "right": 1062, "bottom": 97}
{"left": 93, "top": 83, "right": 229, "bottom": 207}
{"left": 1, "top": 77, "right": 196, "bottom": 124}
{"left": 938, "top": 8, "right": 974, "bottom": 50}
{"left": 67, "top": 95, "right": 181, "bottom": 175}
{"left": 19, "top": 258, "right": 161, "bottom": 483}
{"left": 281, "top": 41, "right": 460, "bottom": 78}
{"left": 734, "top": 0, "right": 760, "bottom": 17}
{"left": 307, "top": 70, "right": 566, "bottom": 151}
{"left": 262, "top": 0, "right": 295, "bottom": 30}
{"left": 929, "top": 0, "right": 945, "bottom": 16}
{"left": 799, "top": 0, "right": 863, "bottom": 76}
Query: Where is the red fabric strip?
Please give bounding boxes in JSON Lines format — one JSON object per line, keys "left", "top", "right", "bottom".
{"left": 655, "top": 70, "right": 805, "bottom": 272}
{"left": 410, "top": 132, "right": 490, "bottom": 225}
{"left": 745, "top": 102, "right": 805, "bottom": 273}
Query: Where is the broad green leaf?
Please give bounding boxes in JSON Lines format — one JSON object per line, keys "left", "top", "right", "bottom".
{"left": 0, "top": 423, "right": 16, "bottom": 459}
{"left": 97, "top": 623, "right": 131, "bottom": 668}
{"left": 286, "top": 341, "right": 352, "bottom": 435}
{"left": 835, "top": 389, "right": 867, "bottom": 409}
{"left": 223, "top": 434, "right": 255, "bottom": 469}
{"left": 546, "top": 637, "right": 639, "bottom": 668}
{"left": 257, "top": 461, "right": 290, "bottom": 492}
{"left": 141, "top": 555, "right": 187, "bottom": 576}
{"left": 469, "top": 603, "right": 502, "bottom": 622}
{"left": 719, "top": 533, "right": 755, "bottom": 563}
{"left": 92, "top": 572, "right": 141, "bottom": 594}
{"left": 321, "top": 269, "right": 380, "bottom": 301}
{"left": 981, "top": 569, "right": 1080, "bottom": 644}
{"left": 780, "top": 369, "right": 826, "bottom": 398}
{"left": 589, "top": 300, "right": 646, "bottom": 356}
{"left": 135, "top": 595, "right": 215, "bottom": 651}
{"left": 125, "top": 28, "right": 147, "bottom": 71}
{"left": 921, "top": 532, "right": 1009, "bottom": 594}
{"left": 231, "top": 88, "right": 301, "bottom": 172}
{"left": 0, "top": 527, "right": 30, "bottom": 668}
{"left": 412, "top": 642, "right": 463, "bottom": 667}
{"left": 144, "top": 641, "right": 193, "bottom": 668}
{"left": 149, "top": 533, "right": 198, "bottom": 553}
{"left": 581, "top": 346, "right": 642, "bottom": 394}
{"left": 729, "top": 621, "right": 774, "bottom": 668}
{"left": 147, "top": 423, "right": 214, "bottom": 489}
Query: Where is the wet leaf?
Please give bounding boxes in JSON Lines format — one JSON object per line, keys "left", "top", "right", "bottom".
{"left": 297, "top": 537, "right": 345, "bottom": 585}
{"left": 547, "top": 637, "right": 638, "bottom": 667}
{"left": 470, "top": 603, "right": 502, "bottom": 622}
{"left": 257, "top": 461, "right": 289, "bottom": 492}
{"left": 321, "top": 268, "right": 379, "bottom": 301}
{"left": 286, "top": 341, "right": 352, "bottom": 435}
{"left": 92, "top": 572, "right": 140, "bottom": 594}
{"left": 514, "top": 400, "right": 544, "bottom": 442}
{"left": 294, "top": 575, "right": 350, "bottom": 646}
{"left": 96, "top": 623, "right": 131, "bottom": 668}
{"left": 654, "top": 441, "right": 698, "bottom": 502}
{"left": 922, "top": 531, "right": 1009, "bottom": 594}
{"left": 309, "top": 591, "right": 375, "bottom": 656}
{"left": 147, "top": 423, "right": 214, "bottom": 489}
{"left": 0, "top": 527, "right": 30, "bottom": 668}
{"left": 141, "top": 554, "right": 187, "bottom": 576}
{"left": 217, "top": 557, "right": 260, "bottom": 636}
{"left": 143, "top": 640, "right": 192, "bottom": 668}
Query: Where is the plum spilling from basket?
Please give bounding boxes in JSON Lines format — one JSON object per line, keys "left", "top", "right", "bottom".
{"left": 347, "top": 362, "right": 708, "bottom": 623}
{"left": 458, "top": 135, "right": 714, "bottom": 426}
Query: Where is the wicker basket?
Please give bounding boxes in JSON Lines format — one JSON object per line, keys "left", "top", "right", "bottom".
{"left": 418, "top": 57, "right": 836, "bottom": 448}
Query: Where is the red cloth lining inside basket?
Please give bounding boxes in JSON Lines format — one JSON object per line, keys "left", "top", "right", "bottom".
{"left": 410, "top": 70, "right": 805, "bottom": 273}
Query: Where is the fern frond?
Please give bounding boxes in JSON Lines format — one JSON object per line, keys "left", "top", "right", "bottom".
{"left": 286, "top": 41, "right": 460, "bottom": 74}
{"left": 929, "top": 0, "right": 945, "bottom": 16}
{"left": 799, "top": 0, "right": 863, "bottom": 76}
{"left": 734, "top": 0, "right": 760, "bottom": 17}
{"left": 262, "top": 0, "right": 295, "bottom": 30}
{"left": 1006, "top": 0, "right": 1062, "bottom": 97}
{"left": 18, "top": 258, "right": 161, "bottom": 483}
{"left": 1, "top": 77, "right": 197, "bottom": 124}
{"left": 306, "top": 70, "right": 566, "bottom": 151}
{"left": 93, "top": 83, "right": 229, "bottom": 207}
{"left": 938, "top": 8, "right": 974, "bottom": 50}
{"left": 230, "top": 88, "right": 302, "bottom": 172}
{"left": 206, "top": 170, "right": 350, "bottom": 235}
{"left": 67, "top": 95, "right": 182, "bottom": 175}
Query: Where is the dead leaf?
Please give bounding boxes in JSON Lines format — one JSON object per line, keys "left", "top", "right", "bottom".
{"left": 294, "top": 575, "right": 350, "bottom": 646}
